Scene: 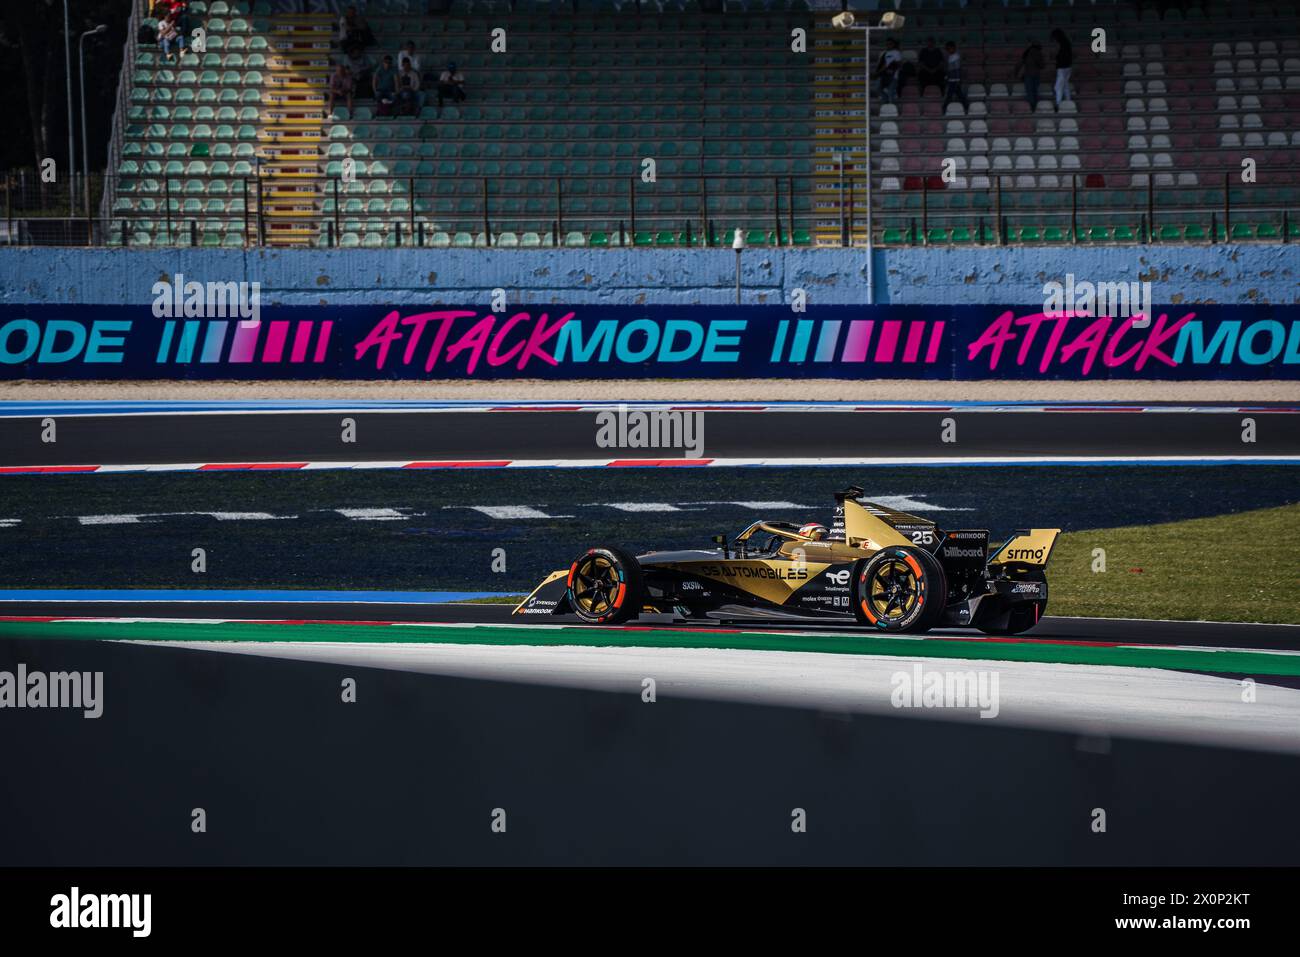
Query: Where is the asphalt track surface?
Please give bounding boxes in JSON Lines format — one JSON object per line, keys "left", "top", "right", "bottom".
{"left": 2, "top": 402, "right": 1299, "bottom": 466}
{"left": 5, "top": 599, "right": 1297, "bottom": 651}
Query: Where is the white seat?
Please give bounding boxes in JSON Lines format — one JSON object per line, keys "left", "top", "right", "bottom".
{"left": 1124, "top": 80, "right": 1144, "bottom": 96}
{"left": 879, "top": 120, "right": 899, "bottom": 136}
{"left": 1147, "top": 80, "right": 1167, "bottom": 95}
{"left": 1240, "top": 94, "right": 1261, "bottom": 110}
{"left": 1259, "top": 59, "right": 1279, "bottom": 74}
{"left": 1123, "top": 62, "right": 1142, "bottom": 77}
{"left": 1058, "top": 117, "right": 1078, "bottom": 133}
{"left": 1237, "top": 59, "right": 1257, "bottom": 74}
{"left": 992, "top": 155, "right": 1012, "bottom": 171}
{"left": 879, "top": 177, "right": 901, "bottom": 191}
{"left": 968, "top": 102, "right": 988, "bottom": 116}
{"left": 1213, "top": 60, "right": 1233, "bottom": 74}
{"left": 1128, "top": 134, "right": 1149, "bottom": 150}
{"left": 1125, "top": 98, "right": 1145, "bottom": 113}
{"left": 1152, "top": 152, "right": 1173, "bottom": 168}
{"left": 1122, "top": 44, "right": 1141, "bottom": 58}
{"left": 970, "top": 174, "right": 991, "bottom": 190}
{"left": 1242, "top": 132, "right": 1264, "bottom": 148}
{"left": 1148, "top": 98, "right": 1168, "bottom": 112}
{"left": 1259, "top": 41, "right": 1278, "bottom": 56}
{"left": 1218, "top": 114, "right": 1240, "bottom": 129}
{"left": 991, "top": 137, "right": 1011, "bottom": 153}
{"left": 988, "top": 83, "right": 1008, "bottom": 97}
{"left": 946, "top": 137, "right": 968, "bottom": 153}
{"left": 1212, "top": 42, "right": 1231, "bottom": 58}
{"left": 969, "top": 137, "right": 989, "bottom": 153}
{"left": 1014, "top": 155, "right": 1035, "bottom": 171}
{"left": 1060, "top": 136, "right": 1079, "bottom": 151}
{"left": 1262, "top": 76, "right": 1282, "bottom": 91}
{"left": 1148, "top": 115, "right": 1169, "bottom": 131}
{"left": 880, "top": 139, "right": 899, "bottom": 153}
{"left": 1217, "top": 95, "right": 1238, "bottom": 111}
{"left": 1129, "top": 153, "right": 1150, "bottom": 168}
{"left": 1151, "top": 134, "right": 1171, "bottom": 150}
{"left": 1061, "top": 154, "right": 1081, "bottom": 170}
{"left": 1014, "top": 174, "right": 1036, "bottom": 188}
{"left": 1242, "top": 113, "right": 1263, "bottom": 128}
{"left": 967, "top": 84, "right": 986, "bottom": 98}
{"left": 1126, "top": 116, "right": 1147, "bottom": 131}
{"left": 879, "top": 103, "right": 899, "bottom": 118}
{"left": 1014, "top": 136, "right": 1034, "bottom": 152}
{"left": 1037, "top": 154, "right": 1058, "bottom": 171}
{"left": 1153, "top": 172, "right": 1175, "bottom": 187}
{"left": 969, "top": 155, "right": 990, "bottom": 172}
{"left": 968, "top": 119, "right": 988, "bottom": 135}
{"left": 945, "top": 119, "right": 966, "bottom": 135}
{"left": 1292, "top": 131, "right": 1300, "bottom": 146}
{"left": 1234, "top": 41, "right": 1254, "bottom": 56}
{"left": 1215, "top": 77, "right": 1237, "bottom": 92}
{"left": 880, "top": 156, "right": 900, "bottom": 172}
{"left": 1176, "top": 172, "right": 1197, "bottom": 186}
{"left": 1219, "top": 132, "right": 1242, "bottom": 148}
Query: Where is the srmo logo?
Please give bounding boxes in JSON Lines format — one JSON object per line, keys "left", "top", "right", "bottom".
{"left": 1004, "top": 547, "right": 1046, "bottom": 562}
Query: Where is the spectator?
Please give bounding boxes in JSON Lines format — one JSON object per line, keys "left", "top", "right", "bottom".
{"left": 328, "top": 63, "right": 355, "bottom": 118}
{"left": 1050, "top": 28, "right": 1073, "bottom": 107}
{"left": 1015, "top": 39, "right": 1045, "bottom": 110}
{"left": 339, "top": 6, "right": 375, "bottom": 55}
{"left": 917, "top": 37, "right": 945, "bottom": 96}
{"left": 344, "top": 48, "right": 373, "bottom": 95}
{"left": 396, "top": 74, "right": 420, "bottom": 117}
{"left": 943, "top": 41, "right": 969, "bottom": 112}
{"left": 395, "top": 41, "right": 422, "bottom": 75}
{"left": 397, "top": 59, "right": 423, "bottom": 111}
{"left": 371, "top": 53, "right": 395, "bottom": 116}
{"left": 875, "top": 38, "right": 902, "bottom": 104}
{"left": 436, "top": 62, "right": 466, "bottom": 109}
{"left": 157, "top": 13, "right": 181, "bottom": 65}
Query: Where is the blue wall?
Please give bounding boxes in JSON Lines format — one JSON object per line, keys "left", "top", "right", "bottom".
{"left": 0, "top": 246, "right": 1296, "bottom": 307}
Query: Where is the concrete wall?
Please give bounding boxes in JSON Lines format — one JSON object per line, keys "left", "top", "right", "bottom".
{"left": 1, "top": 245, "right": 1296, "bottom": 307}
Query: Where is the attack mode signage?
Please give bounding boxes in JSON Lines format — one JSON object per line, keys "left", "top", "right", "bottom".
{"left": 0, "top": 304, "right": 1297, "bottom": 380}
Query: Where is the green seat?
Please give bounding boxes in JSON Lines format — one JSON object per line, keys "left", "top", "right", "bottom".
{"left": 1087, "top": 226, "right": 1112, "bottom": 242}
{"left": 1230, "top": 224, "right": 1255, "bottom": 240}
{"left": 1112, "top": 226, "right": 1137, "bottom": 241}
{"left": 1043, "top": 227, "right": 1067, "bottom": 243}
{"left": 1183, "top": 224, "right": 1207, "bottom": 241}
{"left": 1157, "top": 224, "right": 1182, "bottom": 241}
{"left": 926, "top": 228, "right": 949, "bottom": 244}
{"left": 881, "top": 228, "right": 908, "bottom": 245}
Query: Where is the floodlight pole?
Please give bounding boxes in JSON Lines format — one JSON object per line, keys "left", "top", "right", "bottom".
{"left": 79, "top": 27, "right": 108, "bottom": 221}
{"left": 64, "top": 0, "right": 76, "bottom": 216}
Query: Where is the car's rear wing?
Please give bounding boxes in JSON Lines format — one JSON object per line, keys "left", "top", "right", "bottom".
{"left": 987, "top": 529, "right": 1061, "bottom": 569}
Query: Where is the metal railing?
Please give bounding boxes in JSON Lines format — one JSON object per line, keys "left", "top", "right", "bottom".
{"left": 3, "top": 169, "right": 1296, "bottom": 247}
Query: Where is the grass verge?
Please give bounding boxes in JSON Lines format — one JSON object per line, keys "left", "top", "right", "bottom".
{"left": 1048, "top": 502, "right": 1299, "bottom": 624}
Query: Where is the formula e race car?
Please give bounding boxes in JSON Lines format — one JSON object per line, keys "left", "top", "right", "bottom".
{"left": 513, "top": 487, "right": 1060, "bottom": 635}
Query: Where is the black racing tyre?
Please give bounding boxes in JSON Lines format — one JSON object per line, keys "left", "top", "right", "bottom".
{"left": 851, "top": 545, "right": 948, "bottom": 633}
{"left": 566, "top": 545, "right": 644, "bottom": 625}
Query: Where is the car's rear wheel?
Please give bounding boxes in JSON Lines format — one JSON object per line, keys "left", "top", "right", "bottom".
{"left": 851, "top": 545, "right": 948, "bottom": 633}
{"left": 566, "top": 546, "right": 643, "bottom": 625}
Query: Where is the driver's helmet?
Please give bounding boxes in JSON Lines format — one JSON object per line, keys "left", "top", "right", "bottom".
{"left": 798, "top": 522, "right": 828, "bottom": 541}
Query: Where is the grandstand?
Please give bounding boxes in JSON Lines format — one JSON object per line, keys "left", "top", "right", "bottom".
{"left": 96, "top": 0, "right": 1299, "bottom": 249}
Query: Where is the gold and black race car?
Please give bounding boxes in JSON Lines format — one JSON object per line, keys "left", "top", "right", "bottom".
{"left": 514, "top": 487, "right": 1060, "bottom": 635}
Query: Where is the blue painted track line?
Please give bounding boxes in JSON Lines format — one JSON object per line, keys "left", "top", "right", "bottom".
{"left": 1, "top": 400, "right": 1293, "bottom": 417}
{"left": 0, "top": 589, "right": 512, "bottom": 603}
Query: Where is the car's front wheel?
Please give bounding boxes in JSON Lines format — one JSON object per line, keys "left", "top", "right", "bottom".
{"left": 566, "top": 545, "right": 643, "bottom": 625}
